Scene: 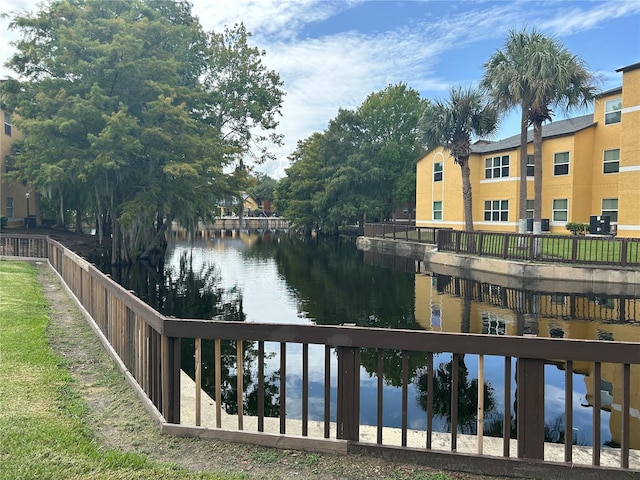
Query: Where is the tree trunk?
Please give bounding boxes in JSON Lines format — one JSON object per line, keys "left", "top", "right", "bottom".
{"left": 75, "top": 208, "right": 82, "bottom": 233}
{"left": 518, "top": 105, "right": 529, "bottom": 234}
{"left": 58, "top": 187, "right": 65, "bottom": 228}
{"left": 111, "top": 216, "right": 119, "bottom": 265}
{"left": 532, "top": 121, "right": 543, "bottom": 256}
{"left": 460, "top": 160, "right": 474, "bottom": 232}
{"left": 533, "top": 121, "right": 543, "bottom": 235}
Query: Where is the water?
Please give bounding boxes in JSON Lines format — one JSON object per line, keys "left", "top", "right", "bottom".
{"left": 111, "top": 231, "right": 640, "bottom": 448}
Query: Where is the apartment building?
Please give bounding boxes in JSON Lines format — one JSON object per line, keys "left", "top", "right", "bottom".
{"left": 0, "top": 103, "right": 38, "bottom": 228}
{"left": 416, "top": 62, "right": 640, "bottom": 237}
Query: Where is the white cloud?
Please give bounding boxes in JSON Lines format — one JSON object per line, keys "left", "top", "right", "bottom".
{"left": 540, "top": 1, "right": 640, "bottom": 36}
{"left": 1, "top": 0, "right": 637, "bottom": 179}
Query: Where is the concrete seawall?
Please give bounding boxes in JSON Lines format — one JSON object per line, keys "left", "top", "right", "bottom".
{"left": 356, "top": 236, "right": 640, "bottom": 295}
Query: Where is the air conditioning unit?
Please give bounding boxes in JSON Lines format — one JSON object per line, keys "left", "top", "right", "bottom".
{"left": 589, "top": 215, "right": 610, "bottom": 235}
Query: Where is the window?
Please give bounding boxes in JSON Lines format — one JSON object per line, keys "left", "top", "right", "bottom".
{"left": 4, "top": 112, "right": 11, "bottom": 137}
{"left": 526, "top": 200, "right": 534, "bottom": 219}
{"left": 605, "top": 98, "right": 621, "bottom": 125}
{"left": 433, "top": 201, "right": 442, "bottom": 220}
{"left": 6, "top": 197, "right": 14, "bottom": 218}
{"left": 601, "top": 198, "right": 618, "bottom": 222}
{"left": 484, "top": 200, "right": 508, "bottom": 222}
{"left": 526, "top": 155, "right": 534, "bottom": 177}
{"left": 5, "top": 155, "right": 16, "bottom": 173}
{"left": 485, "top": 155, "right": 509, "bottom": 179}
{"left": 553, "top": 152, "right": 570, "bottom": 176}
{"left": 552, "top": 199, "right": 568, "bottom": 222}
{"left": 433, "top": 162, "right": 443, "bottom": 182}
{"left": 603, "top": 149, "right": 620, "bottom": 174}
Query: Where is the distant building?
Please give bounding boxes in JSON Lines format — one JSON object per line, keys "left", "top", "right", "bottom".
{"left": 0, "top": 102, "right": 39, "bottom": 228}
{"left": 416, "top": 62, "right": 640, "bottom": 237}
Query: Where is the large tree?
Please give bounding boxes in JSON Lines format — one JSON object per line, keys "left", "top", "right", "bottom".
{"left": 278, "top": 84, "right": 426, "bottom": 235}
{"left": 5, "top": 0, "right": 283, "bottom": 264}
{"left": 275, "top": 133, "right": 327, "bottom": 234}
{"left": 482, "top": 29, "right": 597, "bottom": 234}
{"left": 418, "top": 87, "right": 498, "bottom": 232}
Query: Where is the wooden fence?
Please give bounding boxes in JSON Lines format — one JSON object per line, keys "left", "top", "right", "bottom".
{"left": 436, "top": 230, "right": 640, "bottom": 267}
{"left": 1, "top": 233, "right": 639, "bottom": 479}
{"left": 362, "top": 224, "right": 640, "bottom": 267}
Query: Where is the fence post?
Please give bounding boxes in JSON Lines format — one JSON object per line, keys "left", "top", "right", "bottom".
{"left": 475, "top": 231, "right": 484, "bottom": 255}
{"left": 337, "top": 346, "right": 360, "bottom": 441}
{"left": 620, "top": 239, "right": 628, "bottom": 267}
{"left": 162, "top": 335, "right": 181, "bottom": 424}
{"left": 516, "top": 357, "right": 545, "bottom": 460}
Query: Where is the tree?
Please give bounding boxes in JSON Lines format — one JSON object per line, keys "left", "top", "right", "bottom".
{"left": 278, "top": 84, "right": 426, "bottom": 235}
{"left": 275, "top": 133, "right": 327, "bottom": 234}
{"left": 5, "top": 1, "right": 283, "bottom": 265}
{"left": 248, "top": 172, "right": 278, "bottom": 213}
{"left": 481, "top": 29, "right": 542, "bottom": 234}
{"left": 355, "top": 84, "right": 427, "bottom": 219}
{"left": 482, "top": 29, "right": 597, "bottom": 235}
{"left": 418, "top": 87, "right": 498, "bottom": 232}
{"left": 526, "top": 36, "right": 597, "bottom": 235}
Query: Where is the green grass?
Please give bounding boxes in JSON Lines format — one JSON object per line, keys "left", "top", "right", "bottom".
{"left": 0, "top": 260, "right": 244, "bottom": 480}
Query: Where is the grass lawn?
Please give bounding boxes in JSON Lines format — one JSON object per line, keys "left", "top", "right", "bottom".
{"left": 0, "top": 260, "right": 240, "bottom": 480}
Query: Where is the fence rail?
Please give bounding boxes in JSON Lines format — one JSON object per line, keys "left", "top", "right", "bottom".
{"left": 2, "top": 233, "right": 639, "bottom": 479}
{"left": 436, "top": 229, "right": 640, "bottom": 267}
{"left": 362, "top": 224, "right": 640, "bottom": 267}
{"left": 363, "top": 223, "right": 449, "bottom": 243}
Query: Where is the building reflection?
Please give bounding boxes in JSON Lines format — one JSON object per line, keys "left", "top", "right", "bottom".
{"left": 362, "top": 250, "right": 640, "bottom": 449}
{"left": 414, "top": 270, "right": 640, "bottom": 449}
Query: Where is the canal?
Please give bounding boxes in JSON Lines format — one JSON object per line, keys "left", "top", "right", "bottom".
{"left": 110, "top": 231, "right": 640, "bottom": 449}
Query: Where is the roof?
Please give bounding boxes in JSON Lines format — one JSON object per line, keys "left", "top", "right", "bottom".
{"left": 470, "top": 114, "right": 596, "bottom": 155}
{"left": 597, "top": 86, "right": 622, "bottom": 98}
{"left": 616, "top": 62, "right": 640, "bottom": 73}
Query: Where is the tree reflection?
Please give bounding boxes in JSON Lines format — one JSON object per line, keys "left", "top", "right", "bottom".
{"left": 181, "top": 339, "right": 281, "bottom": 417}
{"left": 416, "top": 355, "right": 496, "bottom": 433}
{"left": 114, "top": 251, "right": 280, "bottom": 416}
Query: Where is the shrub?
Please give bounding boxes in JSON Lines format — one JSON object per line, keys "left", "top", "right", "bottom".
{"left": 566, "top": 222, "right": 588, "bottom": 235}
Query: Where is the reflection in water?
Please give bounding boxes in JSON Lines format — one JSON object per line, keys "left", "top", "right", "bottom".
{"left": 108, "top": 232, "right": 639, "bottom": 447}
{"left": 416, "top": 354, "right": 497, "bottom": 434}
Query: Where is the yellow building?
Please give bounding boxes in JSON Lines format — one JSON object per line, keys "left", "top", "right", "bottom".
{"left": 416, "top": 63, "right": 640, "bottom": 238}
{"left": 0, "top": 103, "right": 38, "bottom": 228}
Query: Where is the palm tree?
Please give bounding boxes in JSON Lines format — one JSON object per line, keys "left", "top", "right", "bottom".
{"left": 527, "top": 40, "right": 597, "bottom": 235}
{"left": 418, "top": 86, "right": 498, "bottom": 232}
{"left": 481, "top": 29, "right": 545, "bottom": 234}
{"left": 482, "top": 29, "right": 597, "bottom": 235}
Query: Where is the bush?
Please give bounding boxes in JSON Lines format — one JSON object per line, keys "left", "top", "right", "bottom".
{"left": 566, "top": 222, "right": 588, "bottom": 235}
{"left": 0, "top": 216, "right": 7, "bottom": 230}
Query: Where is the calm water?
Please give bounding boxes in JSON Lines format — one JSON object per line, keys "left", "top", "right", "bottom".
{"left": 112, "top": 232, "right": 640, "bottom": 448}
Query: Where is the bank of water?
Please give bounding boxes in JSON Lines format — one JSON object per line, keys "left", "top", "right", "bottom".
{"left": 111, "top": 232, "right": 640, "bottom": 448}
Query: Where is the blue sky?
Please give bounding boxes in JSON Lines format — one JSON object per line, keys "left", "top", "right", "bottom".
{"left": 2, "top": 0, "right": 640, "bottom": 178}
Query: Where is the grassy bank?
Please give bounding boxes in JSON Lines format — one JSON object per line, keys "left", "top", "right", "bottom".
{"left": 0, "top": 260, "right": 237, "bottom": 480}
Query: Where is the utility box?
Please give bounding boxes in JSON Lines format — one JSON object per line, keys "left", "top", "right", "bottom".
{"left": 526, "top": 218, "right": 550, "bottom": 232}
{"left": 541, "top": 219, "right": 550, "bottom": 232}
{"left": 589, "top": 215, "right": 610, "bottom": 235}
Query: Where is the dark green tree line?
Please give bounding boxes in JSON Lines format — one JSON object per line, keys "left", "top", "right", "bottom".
{"left": 4, "top": 0, "right": 283, "bottom": 264}
{"left": 275, "top": 84, "right": 427, "bottom": 235}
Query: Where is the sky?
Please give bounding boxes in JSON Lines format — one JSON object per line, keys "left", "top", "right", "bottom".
{"left": 2, "top": 0, "right": 640, "bottom": 178}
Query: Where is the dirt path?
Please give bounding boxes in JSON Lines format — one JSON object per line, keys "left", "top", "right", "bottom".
{"left": 37, "top": 261, "right": 518, "bottom": 480}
